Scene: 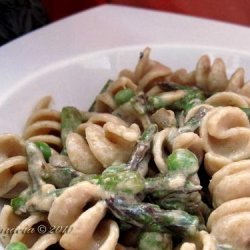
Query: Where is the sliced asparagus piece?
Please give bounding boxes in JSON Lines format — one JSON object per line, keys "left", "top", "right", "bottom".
{"left": 60, "top": 106, "right": 82, "bottom": 152}
{"left": 42, "top": 163, "right": 81, "bottom": 188}
{"left": 149, "top": 82, "right": 205, "bottom": 113}
{"left": 70, "top": 167, "right": 144, "bottom": 195}
{"left": 130, "top": 92, "right": 149, "bottom": 115}
{"left": 114, "top": 88, "right": 135, "bottom": 106}
{"left": 95, "top": 170, "right": 145, "bottom": 195}
{"left": 145, "top": 177, "right": 201, "bottom": 199}
{"left": 25, "top": 142, "right": 46, "bottom": 191}
{"left": 106, "top": 196, "right": 199, "bottom": 237}
{"left": 128, "top": 124, "right": 158, "bottom": 171}
{"left": 178, "top": 106, "right": 208, "bottom": 133}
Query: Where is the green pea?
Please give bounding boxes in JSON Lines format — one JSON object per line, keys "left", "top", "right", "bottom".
{"left": 5, "top": 242, "right": 28, "bottom": 250}
{"left": 10, "top": 197, "right": 26, "bottom": 212}
{"left": 114, "top": 88, "right": 135, "bottom": 106}
{"left": 166, "top": 149, "right": 199, "bottom": 177}
{"left": 34, "top": 141, "right": 51, "bottom": 162}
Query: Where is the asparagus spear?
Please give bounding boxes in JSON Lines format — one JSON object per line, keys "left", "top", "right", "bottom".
{"left": 130, "top": 92, "right": 149, "bottom": 115}
{"left": 149, "top": 82, "right": 205, "bottom": 113}
{"left": 155, "top": 192, "right": 203, "bottom": 213}
{"left": 42, "top": 163, "right": 81, "bottom": 188}
{"left": 25, "top": 142, "right": 46, "bottom": 191}
{"left": 11, "top": 186, "right": 65, "bottom": 215}
{"left": 178, "top": 106, "right": 208, "bottom": 133}
{"left": 94, "top": 169, "right": 145, "bottom": 195}
{"left": 19, "top": 142, "right": 65, "bottom": 213}
{"left": 114, "top": 88, "right": 135, "bottom": 106}
{"left": 138, "top": 232, "right": 172, "bottom": 250}
{"left": 60, "top": 106, "right": 83, "bottom": 153}
{"left": 145, "top": 177, "right": 201, "bottom": 199}
{"left": 70, "top": 167, "right": 145, "bottom": 195}
{"left": 106, "top": 196, "right": 199, "bottom": 237}
{"left": 128, "top": 124, "right": 158, "bottom": 171}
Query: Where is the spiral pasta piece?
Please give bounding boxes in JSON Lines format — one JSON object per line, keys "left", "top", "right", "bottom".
{"left": 178, "top": 231, "right": 217, "bottom": 250}
{"left": 0, "top": 205, "right": 60, "bottom": 249}
{"left": 77, "top": 113, "right": 140, "bottom": 168}
{"left": 207, "top": 198, "right": 250, "bottom": 250}
{"left": 207, "top": 140, "right": 250, "bottom": 248}
{"left": 22, "top": 96, "right": 61, "bottom": 150}
{"left": 66, "top": 132, "right": 103, "bottom": 174}
{"left": 120, "top": 47, "right": 172, "bottom": 93}
{"left": 207, "top": 161, "right": 250, "bottom": 249}
{"left": 205, "top": 91, "right": 249, "bottom": 107}
{"left": 200, "top": 106, "right": 250, "bottom": 174}
{"left": 48, "top": 182, "right": 119, "bottom": 250}
{"left": 166, "top": 54, "right": 250, "bottom": 99}
{"left": 209, "top": 160, "right": 250, "bottom": 208}
{"left": 0, "top": 134, "right": 29, "bottom": 198}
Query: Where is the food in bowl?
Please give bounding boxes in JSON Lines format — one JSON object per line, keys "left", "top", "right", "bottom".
{"left": 0, "top": 47, "right": 249, "bottom": 250}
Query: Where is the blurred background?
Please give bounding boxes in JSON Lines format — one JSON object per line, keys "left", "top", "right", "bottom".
{"left": 1, "top": 0, "right": 250, "bottom": 46}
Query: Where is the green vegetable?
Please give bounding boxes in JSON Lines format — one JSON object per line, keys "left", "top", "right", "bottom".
{"left": 170, "top": 89, "right": 205, "bottom": 112}
{"left": 130, "top": 92, "right": 149, "bottom": 115}
{"left": 5, "top": 242, "right": 28, "bottom": 250}
{"left": 96, "top": 170, "right": 144, "bottom": 195}
{"left": 106, "top": 196, "right": 199, "bottom": 237}
{"left": 34, "top": 141, "right": 51, "bottom": 162}
{"left": 148, "top": 96, "right": 165, "bottom": 110}
{"left": 70, "top": 165, "right": 144, "bottom": 195}
{"left": 61, "top": 106, "right": 82, "bottom": 152}
{"left": 10, "top": 197, "right": 27, "bottom": 212}
{"left": 149, "top": 83, "right": 205, "bottom": 113}
{"left": 178, "top": 107, "right": 208, "bottom": 133}
{"left": 42, "top": 164, "right": 80, "bottom": 188}
{"left": 26, "top": 142, "right": 46, "bottom": 191}
{"left": 166, "top": 149, "right": 199, "bottom": 177}
{"left": 128, "top": 124, "right": 158, "bottom": 171}
{"left": 145, "top": 177, "right": 201, "bottom": 199}
{"left": 138, "top": 232, "right": 172, "bottom": 250}
{"left": 114, "top": 88, "right": 135, "bottom": 106}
